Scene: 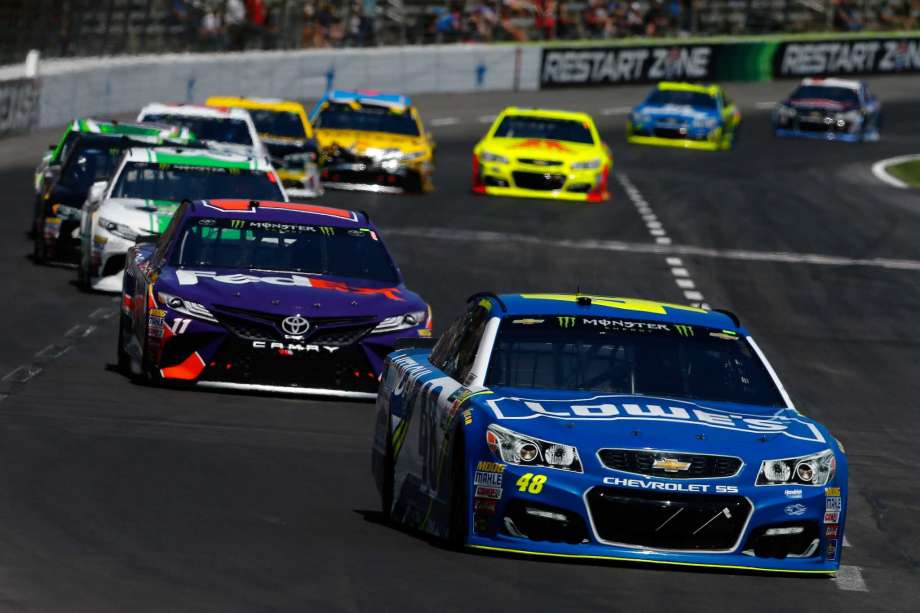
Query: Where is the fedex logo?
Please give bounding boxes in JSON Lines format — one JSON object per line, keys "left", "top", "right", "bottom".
{"left": 485, "top": 395, "right": 826, "bottom": 443}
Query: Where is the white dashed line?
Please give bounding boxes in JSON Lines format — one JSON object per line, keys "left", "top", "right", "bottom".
{"left": 754, "top": 101, "right": 777, "bottom": 110}
{"left": 601, "top": 106, "right": 632, "bottom": 116}
{"left": 871, "top": 154, "right": 920, "bottom": 189}
{"left": 2, "top": 365, "right": 42, "bottom": 383}
{"left": 89, "top": 307, "right": 115, "bottom": 320}
{"left": 477, "top": 114, "right": 497, "bottom": 124}
{"left": 35, "top": 344, "right": 71, "bottom": 360}
{"left": 429, "top": 117, "right": 460, "bottom": 127}
{"left": 834, "top": 565, "right": 868, "bottom": 592}
{"left": 65, "top": 324, "right": 96, "bottom": 339}
{"left": 617, "top": 174, "right": 709, "bottom": 310}
{"left": 844, "top": 536, "right": 852, "bottom": 548}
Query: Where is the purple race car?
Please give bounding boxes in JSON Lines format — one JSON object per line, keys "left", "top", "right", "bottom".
{"left": 118, "top": 199, "right": 431, "bottom": 398}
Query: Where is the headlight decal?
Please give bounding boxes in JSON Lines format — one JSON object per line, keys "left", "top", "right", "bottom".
{"left": 156, "top": 291, "right": 217, "bottom": 323}
{"left": 99, "top": 216, "right": 140, "bottom": 241}
{"left": 486, "top": 424, "right": 582, "bottom": 473}
{"left": 480, "top": 151, "right": 509, "bottom": 164}
{"left": 371, "top": 310, "right": 427, "bottom": 334}
{"left": 755, "top": 449, "right": 836, "bottom": 487}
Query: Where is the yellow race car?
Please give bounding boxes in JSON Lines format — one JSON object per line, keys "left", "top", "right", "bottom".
{"left": 308, "top": 90, "right": 434, "bottom": 194}
{"left": 205, "top": 96, "right": 323, "bottom": 197}
{"left": 626, "top": 82, "right": 741, "bottom": 151}
{"left": 473, "top": 107, "right": 612, "bottom": 202}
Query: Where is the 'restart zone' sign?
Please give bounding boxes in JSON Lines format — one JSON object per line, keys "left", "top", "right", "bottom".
{"left": 540, "top": 45, "right": 714, "bottom": 87}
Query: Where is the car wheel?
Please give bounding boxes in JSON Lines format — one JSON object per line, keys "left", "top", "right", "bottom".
{"left": 447, "top": 428, "right": 468, "bottom": 548}
{"left": 138, "top": 317, "right": 160, "bottom": 386}
{"left": 381, "top": 413, "right": 396, "bottom": 518}
{"left": 32, "top": 225, "right": 47, "bottom": 264}
{"left": 117, "top": 312, "right": 132, "bottom": 373}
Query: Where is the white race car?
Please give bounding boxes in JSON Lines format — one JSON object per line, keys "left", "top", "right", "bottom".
{"left": 78, "top": 146, "right": 286, "bottom": 292}
{"left": 137, "top": 103, "right": 268, "bottom": 160}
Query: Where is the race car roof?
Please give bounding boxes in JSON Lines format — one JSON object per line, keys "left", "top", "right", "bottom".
{"left": 498, "top": 106, "right": 596, "bottom": 123}
{"left": 800, "top": 77, "right": 862, "bottom": 91}
{"left": 478, "top": 293, "right": 741, "bottom": 331}
{"left": 123, "top": 147, "right": 273, "bottom": 171}
{"left": 188, "top": 199, "right": 368, "bottom": 227}
{"left": 68, "top": 118, "right": 192, "bottom": 140}
{"left": 138, "top": 102, "right": 251, "bottom": 120}
{"left": 324, "top": 90, "right": 412, "bottom": 110}
{"left": 205, "top": 96, "right": 307, "bottom": 114}
{"left": 657, "top": 81, "right": 720, "bottom": 96}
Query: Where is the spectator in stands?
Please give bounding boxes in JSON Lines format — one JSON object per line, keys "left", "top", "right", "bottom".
{"left": 433, "top": 2, "right": 464, "bottom": 43}
{"left": 199, "top": 6, "right": 225, "bottom": 51}
{"left": 535, "top": 0, "right": 558, "bottom": 40}
{"left": 345, "top": 1, "right": 374, "bottom": 46}
{"left": 583, "top": 0, "right": 610, "bottom": 38}
{"left": 470, "top": 2, "right": 501, "bottom": 42}
{"left": 833, "top": 0, "right": 864, "bottom": 31}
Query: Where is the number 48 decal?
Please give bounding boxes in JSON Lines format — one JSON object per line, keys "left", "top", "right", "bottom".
{"left": 516, "top": 473, "right": 547, "bottom": 494}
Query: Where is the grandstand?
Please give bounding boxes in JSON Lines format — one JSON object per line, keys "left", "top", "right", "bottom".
{"left": 0, "top": 1, "right": 914, "bottom": 64}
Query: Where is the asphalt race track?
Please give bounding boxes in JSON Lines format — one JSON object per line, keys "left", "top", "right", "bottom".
{"left": 0, "top": 77, "right": 919, "bottom": 612}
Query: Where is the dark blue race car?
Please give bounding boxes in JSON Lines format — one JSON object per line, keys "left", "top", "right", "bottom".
{"left": 773, "top": 78, "right": 881, "bottom": 142}
{"left": 118, "top": 199, "right": 431, "bottom": 398}
{"left": 372, "top": 293, "right": 847, "bottom": 574}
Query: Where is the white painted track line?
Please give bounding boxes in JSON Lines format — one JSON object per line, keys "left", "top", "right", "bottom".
{"left": 871, "top": 154, "right": 920, "bottom": 189}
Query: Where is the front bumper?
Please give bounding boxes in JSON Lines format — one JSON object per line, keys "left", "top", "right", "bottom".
{"left": 627, "top": 120, "right": 728, "bottom": 151}
{"left": 472, "top": 157, "right": 609, "bottom": 202}
{"left": 774, "top": 127, "right": 862, "bottom": 142}
{"left": 467, "top": 462, "right": 844, "bottom": 574}
{"left": 88, "top": 230, "right": 137, "bottom": 293}
{"left": 320, "top": 157, "right": 432, "bottom": 194}
{"left": 145, "top": 307, "right": 429, "bottom": 396}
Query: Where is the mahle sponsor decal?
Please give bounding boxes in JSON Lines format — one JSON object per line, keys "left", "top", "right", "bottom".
{"left": 486, "top": 395, "right": 826, "bottom": 443}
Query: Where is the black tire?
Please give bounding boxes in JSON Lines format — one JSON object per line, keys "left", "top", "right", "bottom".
{"left": 117, "top": 312, "right": 131, "bottom": 374}
{"left": 137, "top": 316, "right": 160, "bottom": 386}
{"left": 380, "top": 417, "right": 395, "bottom": 518}
{"left": 447, "top": 428, "right": 468, "bottom": 548}
{"left": 32, "top": 228, "right": 47, "bottom": 264}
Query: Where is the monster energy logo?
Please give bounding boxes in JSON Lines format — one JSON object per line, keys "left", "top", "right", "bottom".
{"left": 675, "top": 325, "right": 694, "bottom": 337}
{"left": 557, "top": 316, "right": 576, "bottom": 328}
{"left": 320, "top": 226, "right": 335, "bottom": 236}
{"left": 229, "top": 219, "right": 246, "bottom": 229}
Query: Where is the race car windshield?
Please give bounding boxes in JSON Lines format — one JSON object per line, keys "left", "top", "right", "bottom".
{"left": 646, "top": 90, "right": 718, "bottom": 109}
{"left": 172, "top": 220, "right": 400, "bottom": 284}
{"left": 141, "top": 114, "right": 253, "bottom": 145}
{"left": 486, "top": 317, "right": 785, "bottom": 408}
{"left": 313, "top": 102, "right": 420, "bottom": 136}
{"left": 56, "top": 145, "right": 124, "bottom": 193}
{"left": 493, "top": 116, "right": 595, "bottom": 144}
{"left": 249, "top": 110, "right": 306, "bottom": 139}
{"left": 110, "top": 162, "right": 284, "bottom": 201}
{"left": 790, "top": 86, "right": 860, "bottom": 105}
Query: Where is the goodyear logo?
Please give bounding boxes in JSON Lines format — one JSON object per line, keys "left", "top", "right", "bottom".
{"left": 557, "top": 316, "right": 576, "bottom": 328}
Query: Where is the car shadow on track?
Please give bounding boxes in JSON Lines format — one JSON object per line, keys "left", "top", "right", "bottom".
{"left": 354, "top": 508, "right": 832, "bottom": 581}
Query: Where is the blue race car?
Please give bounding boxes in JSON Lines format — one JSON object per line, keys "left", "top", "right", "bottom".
{"left": 626, "top": 82, "right": 741, "bottom": 151}
{"left": 773, "top": 78, "right": 880, "bottom": 142}
{"left": 372, "top": 293, "right": 846, "bottom": 574}
{"left": 119, "top": 199, "right": 431, "bottom": 398}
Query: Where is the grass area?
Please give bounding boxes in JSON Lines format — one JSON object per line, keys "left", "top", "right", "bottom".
{"left": 886, "top": 158, "right": 920, "bottom": 187}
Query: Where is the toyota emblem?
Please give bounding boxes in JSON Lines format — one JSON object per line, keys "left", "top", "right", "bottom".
{"left": 282, "top": 314, "right": 310, "bottom": 336}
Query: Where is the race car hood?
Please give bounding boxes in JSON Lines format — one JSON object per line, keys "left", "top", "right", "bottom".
{"left": 475, "top": 390, "right": 833, "bottom": 459}
{"left": 314, "top": 129, "right": 430, "bottom": 156}
{"left": 787, "top": 98, "right": 858, "bottom": 112}
{"left": 632, "top": 103, "right": 719, "bottom": 121}
{"left": 480, "top": 137, "right": 599, "bottom": 162}
{"left": 156, "top": 267, "right": 423, "bottom": 320}
{"left": 100, "top": 198, "right": 179, "bottom": 235}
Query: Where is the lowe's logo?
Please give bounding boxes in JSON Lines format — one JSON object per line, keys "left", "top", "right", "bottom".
{"left": 485, "top": 394, "right": 826, "bottom": 443}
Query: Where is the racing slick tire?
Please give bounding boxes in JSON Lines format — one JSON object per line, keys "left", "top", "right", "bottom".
{"left": 32, "top": 224, "right": 47, "bottom": 264}
{"left": 137, "top": 316, "right": 162, "bottom": 386}
{"left": 447, "top": 428, "right": 468, "bottom": 549}
{"left": 117, "top": 313, "right": 132, "bottom": 374}
{"left": 381, "top": 413, "right": 396, "bottom": 519}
